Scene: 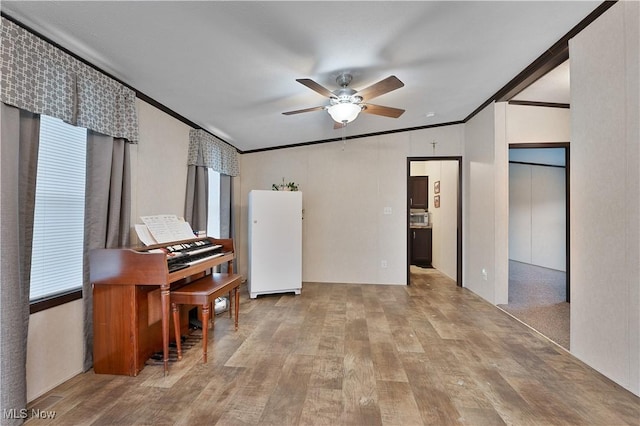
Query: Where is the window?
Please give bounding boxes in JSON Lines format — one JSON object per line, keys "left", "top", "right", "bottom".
{"left": 30, "top": 115, "right": 87, "bottom": 302}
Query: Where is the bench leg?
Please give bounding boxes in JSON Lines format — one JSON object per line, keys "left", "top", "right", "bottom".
{"left": 171, "top": 302, "right": 182, "bottom": 361}
{"left": 233, "top": 286, "right": 239, "bottom": 331}
{"left": 201, "top": 303, "right": 210, "bottom": 363}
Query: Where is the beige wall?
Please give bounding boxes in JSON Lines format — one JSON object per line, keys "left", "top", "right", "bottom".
{"left": 506, "top": 104, "right": 570, "bottom": 143}
{"left": 26, "top": 300, "right": 83, "bottom": 402}
{"left": 130, "top": 99, "right": 193, "bottom": 241}
{"left": 432, "top": 161, "right": 459, "bottom": 280}
{"left": 463, "top": 102, "right": 509, "bottom": 305}
{"left": 570, "top": 1, "right": 639, "bottom": 395}
{"left": 237, "top": 126, "right": 464, "bottom": 285}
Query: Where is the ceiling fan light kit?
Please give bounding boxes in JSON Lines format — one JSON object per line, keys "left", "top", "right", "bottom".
{"left": 283, "top": 73, "right": 405, "bottom": 127}
{"left": 327, "top": 102, "right": 362, "bottom": 124}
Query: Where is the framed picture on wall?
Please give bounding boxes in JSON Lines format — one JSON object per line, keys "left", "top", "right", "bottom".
{"left": 434, "top": 195, "right": 440, "bottom": 208}
{"left": 434, "top": 181, "right": 440, "bottom": 194}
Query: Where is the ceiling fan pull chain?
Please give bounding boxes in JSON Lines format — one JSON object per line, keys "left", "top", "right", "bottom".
{"left": 341, "top": 122, "right": 347, "bottom": 150}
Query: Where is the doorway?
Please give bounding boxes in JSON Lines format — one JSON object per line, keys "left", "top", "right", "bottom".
{"left": 503, "top": 143, "right": 570, "bottom": 348}
{"left": 406, "top": 157, "right": 462, "bottom": 286}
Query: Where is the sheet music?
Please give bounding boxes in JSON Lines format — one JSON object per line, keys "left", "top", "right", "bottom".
{"left": 139, "top": 215, "right": 196, "bottom": 244}
{"left": 135, "top": 224, "right": 158, "bottom": 246}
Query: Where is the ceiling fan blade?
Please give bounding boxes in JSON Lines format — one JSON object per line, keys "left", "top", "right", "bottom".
{"left": 362, "top": 104, "right": 405, "bottom": 118}
{"left": 296, "top": 78, "right": 335, "bottom": 98}
{"left": 357, "top": 76, "right": 404, "bottom": 101}
{"left": 282, "top": 106, "right": 326, "bottom": 115}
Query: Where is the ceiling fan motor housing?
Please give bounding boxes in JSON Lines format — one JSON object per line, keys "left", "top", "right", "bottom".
{"left": 331, "top": 73, "right": 361, "bottom": 105}
{"left": 329, "top": 91, "right": 362, "bottom": 106}
{"left": 336, "top": 73, "right": 353, "bottom": 88}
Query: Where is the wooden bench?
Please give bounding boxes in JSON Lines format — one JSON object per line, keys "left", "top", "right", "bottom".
{"left": 170, "top": 273, "right": 241, "bottom": 362}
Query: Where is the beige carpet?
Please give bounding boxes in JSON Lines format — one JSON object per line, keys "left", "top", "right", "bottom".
{"left": 499, "top": 260, "right": 569, "bottom": 350}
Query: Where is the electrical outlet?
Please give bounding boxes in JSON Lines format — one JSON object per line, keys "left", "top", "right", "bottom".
{"left": 383, "top": 207, "right": 392, "bottom": 215}
{"left": 381, "top": 260, "right": 388, "bottom": 268}
{"left": 482, "top": 268, "right": 488, "bottom": 281}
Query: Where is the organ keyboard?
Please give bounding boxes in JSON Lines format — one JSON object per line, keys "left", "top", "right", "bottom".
{"left": 158, "top": 239, "right": 224, "bottom": 272}
{"left": 89, "top": 237, "right": 235, "bottom": 376}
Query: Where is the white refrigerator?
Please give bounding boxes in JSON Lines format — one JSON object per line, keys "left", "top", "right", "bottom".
{"left": 248, "top": 190, "right": 302, "bottom": 298}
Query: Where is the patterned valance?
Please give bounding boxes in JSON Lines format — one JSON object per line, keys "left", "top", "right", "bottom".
{"left": 188, "top": 129, "right": 239, "bottom": 177}
{"left": 0, "top": 17, "right": 139, "bottom": 142}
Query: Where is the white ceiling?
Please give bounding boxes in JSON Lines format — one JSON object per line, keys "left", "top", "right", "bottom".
{"left": 2, "top": 1, "right": 597, "bottom": 152}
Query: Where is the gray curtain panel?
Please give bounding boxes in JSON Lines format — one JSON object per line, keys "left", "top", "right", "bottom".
{"left": 0, "top": 104, "right": 40, "bottom": 425}
{"left": 82, "top": 132, "right": 131, "bottom": 371}
{"left": 185, "top": 164, "right": 209, "bottom": 235}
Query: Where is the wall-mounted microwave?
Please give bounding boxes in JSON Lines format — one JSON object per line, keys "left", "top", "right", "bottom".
{"left": 410, "top": 210, "right": 429, "bottom": 225}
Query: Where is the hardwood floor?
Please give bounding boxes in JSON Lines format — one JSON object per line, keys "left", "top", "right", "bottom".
{"left": 27, "top": 269, "right": 639, "bottom": 425}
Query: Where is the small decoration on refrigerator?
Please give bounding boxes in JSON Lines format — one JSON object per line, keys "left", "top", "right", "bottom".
{"left": 272, "top": 177, "right": 299, "bottom": 191}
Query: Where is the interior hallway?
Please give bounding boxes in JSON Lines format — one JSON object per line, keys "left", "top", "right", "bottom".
{"left": 26, "top": 270, "right": 639, "bottom": 425}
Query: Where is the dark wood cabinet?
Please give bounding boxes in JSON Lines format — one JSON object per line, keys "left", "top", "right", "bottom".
{"left": 411, "top": 227, "right": 432, "bottom": 267}
{"left": 409, "top": 176, "right": 428, "bottom": 209}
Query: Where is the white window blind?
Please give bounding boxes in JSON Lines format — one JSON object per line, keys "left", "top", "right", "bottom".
{"left": 30, "top": 115, "right": 87, "bottom": 301}
{"left": 207, "top": 170, "right": 220, "bottom": 237}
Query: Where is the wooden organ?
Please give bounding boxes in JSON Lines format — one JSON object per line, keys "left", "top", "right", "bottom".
{"left": 89, "top": 237, "right": 235, "bottom": 376}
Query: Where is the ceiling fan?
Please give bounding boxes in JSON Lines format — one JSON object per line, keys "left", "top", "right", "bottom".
{"left": 282, "top": 73, "right": 405, "bottom": 128}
